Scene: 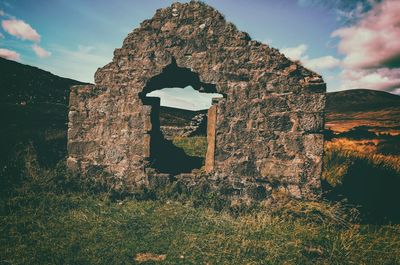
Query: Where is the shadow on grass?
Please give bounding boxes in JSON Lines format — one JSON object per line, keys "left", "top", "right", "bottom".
{"left": 323, "top": 153, "right": 400, "bottom": 224}
{"left": 149, "top": 132, "right": 204, "bottom": 175}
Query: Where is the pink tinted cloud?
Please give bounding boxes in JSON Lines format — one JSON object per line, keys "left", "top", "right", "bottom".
{"left": 332, "top": 0, "right": 400, "bottom": 93}
{"left": 332, "top": 0, "right": 400, "bottom": 69}
{"left": 2, "top": 18, "right": 40, "bottom": 42}
{"left": 339, "top": 68, "right": 400, "bottom": 93}
{"left": 32, "top": 43, "right": 51, "bottom": 58}
{"left": 0, "top": 48, "right": 20, "bottom": 61}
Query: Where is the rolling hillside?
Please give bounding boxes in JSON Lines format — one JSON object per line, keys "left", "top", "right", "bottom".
{"left": 325, "top": 89, "right": 400, "bottom": 133}
{"left": 159, "top": 106, "right": 207, "bottom": 127}
{"left": 0, "top": 58, "right": 86, "bottom": 167}
{"left": 326, "top": 89, "right": 400, "bottom": 113}
{"left": 0, "top": 57, "right": 86, "bottom": 105}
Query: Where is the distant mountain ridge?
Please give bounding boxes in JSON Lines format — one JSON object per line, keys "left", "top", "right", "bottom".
{"left": 0, "top": 57, "right": 86, "bottom": 105}
{"left": 325, "top": 89, "right": 400, "bottom": 133}
{"left": 326, "top": 89, "right": 400, "bottom": 113}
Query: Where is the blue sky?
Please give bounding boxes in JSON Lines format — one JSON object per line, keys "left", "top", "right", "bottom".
{"left": 1, "top": 0, "right": 400, "bottom": 109}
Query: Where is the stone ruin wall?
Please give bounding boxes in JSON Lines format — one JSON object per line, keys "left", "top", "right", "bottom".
{"left": 67, "top": 1, "right": 326, "bottom": 201}
{"left": 161, "top": 112, "right": 207, "bottom": 139}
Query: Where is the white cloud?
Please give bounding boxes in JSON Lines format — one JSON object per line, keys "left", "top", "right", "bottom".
{"left": 304, "top": 56, "right": 341, "bottom": 70}
{"left": 0, "top": 48, "right": 20, "bottom": 61}
{"left": 32, "top": 44, "right": 112, "bottom": 82}
{"left": 335, "top": 2, "right": 365, "bottom": 23}
{"left": 262, "top": 39, "right": 273, "bottom": 46}
{"left": 281, "top": 44, "right": 340, "bottom": 71}
{"left": 0, "top": 10, "right": 5, "bottom": 16}
{"left": 281, "top": 44, "right": 308, "bottom": 61}
{"left": 32, "top": 43, "right": 51, "bottom": 58}
{"left": 1, "top": 18, "right": 40, "bottom": 42}
{"left": 392, "top": 88, "right": 400, "bottom": 95}
{"left": 147, "top": 86, "right": 222, "bottom": 111}
{"left": 78, "top": 45, "right": 95, "bottom": 53}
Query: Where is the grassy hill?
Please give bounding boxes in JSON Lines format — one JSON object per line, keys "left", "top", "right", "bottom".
{"left": 325, "top": 89, "right": 400, "bottom": 134}
{"left": 159, "top": 106, "right": 207, "bottom": 127}
{"left": 0, "top": 58, "right": 86, "bottom": 170}
{"left": 326, "top": 89, "right": 400, "bottom": 113}
{"left": 0, "top": 57, "right": 85, "bottom": 105}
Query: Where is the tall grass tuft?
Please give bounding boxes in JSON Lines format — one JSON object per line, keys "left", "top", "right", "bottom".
{"left": 323, "top": 140, "right": 400, "bottom": 223}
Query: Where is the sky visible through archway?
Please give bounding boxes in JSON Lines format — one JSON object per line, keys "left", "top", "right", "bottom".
{"left": 147, "top": 86, "right": 223, "bottom": 111}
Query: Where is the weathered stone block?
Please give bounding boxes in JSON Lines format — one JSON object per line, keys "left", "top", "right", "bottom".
{"left": 265, "top": 113, "right": 293, "bottom": 131}
{"left": 288, "top": 93, "right": 326, "bottom": 113}
{"left": 66, "top": 157, "right": 79, "bottom": 172}
{"left": 143, "top": 134, "right": 151, "bottom": 158}
{"left": 297, "top": 112, "right": 324, "bottom": 133}
{"left": 302, "top": 83, "right": 326, "bottom": 94}
{"left": 105, "top": 147, "right": 125, "bottom": 164}
{"left": 286, "top": 184, "right": 302, "bottom": 198}
{"left": 143, "top": 115, "right": 152, "bottom": 132}
{"left": 69, "top": 85, "right": 95, "bottom": 110}
{"left": 68, "top": 110, "right": 87, "bottom": 124}
{"left": 303, "top": 134, "right": 324, "bottom": 157}
{"left": 259, "top": 158, "right": 304, "bottom": 184}
{"left": 261, "top": 94, "right": 289, "bottom": 113}
{"left": 67, "top": 141, "right": 97, "bottom": 156}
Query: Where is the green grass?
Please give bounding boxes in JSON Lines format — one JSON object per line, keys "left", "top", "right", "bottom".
{"left": 172, "top": 136, "right": 208, "bottom": 158}
{"left": 1, "top": 137, "right": 400, "bottom": 264}
{"left": 1, "top": 193, "right": 400, "bottom": 264}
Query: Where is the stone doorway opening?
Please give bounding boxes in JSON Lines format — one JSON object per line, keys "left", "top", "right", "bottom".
{"left": 139, "top": 60, "right": 224, "bottom": 175}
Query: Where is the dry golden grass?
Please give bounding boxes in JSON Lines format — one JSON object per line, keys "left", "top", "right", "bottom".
{"left": 134, "top": 252, "right": 167, "bottom": 262}
{"left": 326, "top": 109, "right": 400, "bottom": 134}
{"left": 325, "top": 138, "right": 400, "bottom": 172}
{"left": 326, "top": 138, "right": 379, "bottom": 154}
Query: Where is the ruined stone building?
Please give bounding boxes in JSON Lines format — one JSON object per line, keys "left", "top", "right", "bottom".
{"left": 67, "top": 1, "right": 326, "bottom": 200}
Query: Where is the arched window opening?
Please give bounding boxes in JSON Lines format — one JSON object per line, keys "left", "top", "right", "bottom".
{"left": 140, "top": 60, "right": 224, "bottom": 175}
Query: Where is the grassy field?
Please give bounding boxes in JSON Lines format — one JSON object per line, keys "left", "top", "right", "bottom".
{"left": 1, "top": 135, "right": 400, "bottom": 264}
{"left": 1, "top": 192, "right": 400, "bottom": 264}
{"left": 172, "top": 136, "right": 208, "bottom": 158}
